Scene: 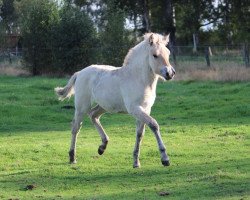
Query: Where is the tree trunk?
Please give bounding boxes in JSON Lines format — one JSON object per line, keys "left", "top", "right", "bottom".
{"left": 164, "top": 0, "right": 176, "bottom": 65}
{"left": 142, "top": 0, "right": 151, "bottom": 32}
{"left": 164, "top": 0, "right": 176, "bottom": 42}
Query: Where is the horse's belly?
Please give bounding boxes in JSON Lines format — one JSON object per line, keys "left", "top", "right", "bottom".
{"left": 94, "top": 96, "right": 127, "bottom": 113}
{"left": 99, "top": 100, "right": 127, "bottom": 113}
{"left": 92, "top": 76, "right": 126, "bottom": 113}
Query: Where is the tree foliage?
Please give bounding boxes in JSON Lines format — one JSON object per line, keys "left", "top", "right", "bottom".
{"left": 17, "top": 0, "right": 97, "bottom": 75}
{"left": 0, "top": 0, "right": 17, "bottom": 33}
{"left": 17, "top": 0, "right": 59, "bottom": 75}
{"left": 99, "top": 0, "right": 132, "bottom": 66}
{"left": 51, "top": 5, "right": 97, "bottom": 74}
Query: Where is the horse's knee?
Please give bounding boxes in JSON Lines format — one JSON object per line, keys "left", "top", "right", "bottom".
{"left": 72, "top": 122, "right": 82, "bottom": 134}
{"left": 136, "top": 132, "right": 144, "bottom": 141}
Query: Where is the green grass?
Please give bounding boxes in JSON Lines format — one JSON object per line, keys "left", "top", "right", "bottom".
{"left": 0, "top": 76, "right": 249, "bottom": 200}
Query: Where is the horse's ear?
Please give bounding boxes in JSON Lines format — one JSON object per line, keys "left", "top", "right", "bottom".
{"left": 149, "top": 34, "right": 154, "bottom": 46}
{"left": 163, "top": 34, "right": 170, "bottom": 45}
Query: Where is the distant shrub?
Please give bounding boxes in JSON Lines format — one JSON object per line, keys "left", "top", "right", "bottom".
{"left": 19, "top": 0, "right": 97, "bottom": 75}
{"left": 51, "top": 5, "right": 97, "bottom": 74}
{"left": 19, "top": 0, "right": 59, "bottom": 75}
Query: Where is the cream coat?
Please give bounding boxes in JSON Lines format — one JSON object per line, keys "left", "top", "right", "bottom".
{"left": 55, "top": 33, "right": 175, "bottom": 167}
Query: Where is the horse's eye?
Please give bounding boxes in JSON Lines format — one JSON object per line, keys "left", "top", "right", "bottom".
{"left": 153, "top": 54, "right": 158, "bottom": 58}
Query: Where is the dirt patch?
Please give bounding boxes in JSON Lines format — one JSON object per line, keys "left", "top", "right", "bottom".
{"left": 25, "top": 184, "right": 36, "bottom": 190}
{"left": 158, "top": 191, "right": 170, "bottom": 196}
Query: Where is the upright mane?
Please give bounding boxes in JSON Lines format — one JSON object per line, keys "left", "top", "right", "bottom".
{"left": 122, "top": 33, "right": 168, "bottom": 67}
{"left": 122, "top": 40, "right": 145, "bottom": 67}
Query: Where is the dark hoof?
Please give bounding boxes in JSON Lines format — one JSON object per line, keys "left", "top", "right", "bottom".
{"left": 98, "top": 147, "right": 104, "bottom": 155}
{"left": 162, "top": 160, "right": 170, "bottom": 166}
{"left": 69, "top": 150, "right": 76, "bottom": 164}
{"left": 133, "top": 164, "right": 141, "bottom": 168}
{"left": 69, "top": 160, "right": 77, "bottom": 164}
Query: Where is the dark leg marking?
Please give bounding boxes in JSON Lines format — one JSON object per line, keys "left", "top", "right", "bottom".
{"left": 148, "top": 122, "right": 159, "bottom": 132}
{"left": 69, "top": 149, "right": 76, "bottom": 164}
{"left": 98, "top": 141, "right": 108, "bottom": 155}
{"left": 161, "top": 160, "right": 170, "bottom": 166}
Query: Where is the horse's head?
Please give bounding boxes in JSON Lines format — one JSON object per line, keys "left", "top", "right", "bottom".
{"left": 146, "top": 33, "right": 175, "bottom": 80}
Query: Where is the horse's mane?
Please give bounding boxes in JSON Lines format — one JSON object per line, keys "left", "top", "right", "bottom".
{"left": 123, "top": 33, "right": 167, "bottom": 67}
{"left": 122, "top": 48, "right": 136, "bottom": 66}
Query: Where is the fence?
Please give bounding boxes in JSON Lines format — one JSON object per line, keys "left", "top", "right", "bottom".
{"left": 0, "top": 44, "right": 249, "bottom": 69}
{"left": 0, "top": 47, "right": 22, "bottom": 64}
{"left": 170, "top": 45, "right": 249, "bottom": 68}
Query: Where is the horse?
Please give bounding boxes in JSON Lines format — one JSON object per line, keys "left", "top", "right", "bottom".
{"left": 55, "top": 33, "right": 176, "bottom": 168}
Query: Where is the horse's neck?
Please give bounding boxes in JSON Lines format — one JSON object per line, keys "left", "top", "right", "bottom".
{"left": 123, "top": 44, "right": 159, "bottom": 91}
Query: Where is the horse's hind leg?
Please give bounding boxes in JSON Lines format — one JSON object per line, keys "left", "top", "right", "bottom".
{"left": 69, "top": 109, "right": 84, "bottom": 164}
{"left": 69, "top": 95, "right": 91, "bottom": 164}
{"left": 133, "top": 120, "right": 145, "bottom": 168}
{"left": 89, "top": 105, "right": 109, "bottom": 155}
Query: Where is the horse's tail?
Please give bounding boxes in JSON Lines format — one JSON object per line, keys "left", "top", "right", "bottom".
{"left": 54, "top": 72, "right": 78, "bottom": 101}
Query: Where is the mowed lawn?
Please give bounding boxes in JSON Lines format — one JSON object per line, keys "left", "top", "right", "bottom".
{"left": 0, "top": 76, "right": 249, "bottom": 200}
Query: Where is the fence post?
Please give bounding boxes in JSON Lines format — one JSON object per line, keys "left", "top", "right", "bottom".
{"left": 7, "top": 48, "right": 12, "bottom": 64}
{"left": 172, "top": 49, "right": 177, "bottom": 66}
{"left": 16, "top": 46, "right": 18, "bottom": 56}
{"left": 32, "top": 46, "right": 38, "bottom": 75}
{"left": 170, "top": 43, "right": 177, "bottom": 66}
{"left": 193, "top": 33, "right": 197, "bottom": 53}
{"left": 205, "top": 46, "right": 210, "bottom": 67}
{"left": 243, "top": 43, "right": 249, "bottom": 67}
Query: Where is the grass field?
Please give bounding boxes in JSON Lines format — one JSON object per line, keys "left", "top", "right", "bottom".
{"left": 0, "top": 76, "right": 249, "bottom": 200}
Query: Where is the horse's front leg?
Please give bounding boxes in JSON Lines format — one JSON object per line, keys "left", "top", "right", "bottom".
{"left": 130, "top": 106, "right": 170, "bottom": 167}
{"left": 133, "top": 120, "right": 145, "bottom": 168}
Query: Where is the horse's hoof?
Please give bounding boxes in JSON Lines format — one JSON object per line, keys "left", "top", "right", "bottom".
{"left": 70, "top": 160, "right": 77, "bottom": 164}
{"left": 133, "top": 164, "right": 141, "bottom": 168}
{"left": 98, "top": 148, "right": 104, "bottom": 155}
{"left": 162, "top": 160, "right": 170, "bottom": 166}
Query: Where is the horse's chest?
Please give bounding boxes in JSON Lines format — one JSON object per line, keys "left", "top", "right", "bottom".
{"left": 140, "top": 91, "right": 156, "bottom": 108}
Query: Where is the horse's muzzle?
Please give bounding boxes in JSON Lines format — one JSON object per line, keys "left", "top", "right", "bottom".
{"left": 161, "top": 66, "right": 175, "bottom": 80}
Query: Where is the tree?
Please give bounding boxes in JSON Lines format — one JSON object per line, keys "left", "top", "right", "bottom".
{"left": 174, "top": 0, "right": 216, "bottom": 45}
{"left": 0, "top": 0, "right": 19, "bottom": 48}
{"left": 99, "top": 0, "right": 131, "bottom": 67}
{"left": 217, "top": 0, "right": 250, "bottom": 44}
{"left": 18, "top": 0, "right": 59, "bottom": 75}
{"left": 51, "top": 4, "right": 97, "bottom": 74}
{"left": 0, "top": 0, "right": 17, "bottom": 33}
{"left": 141, "top": 0, "right": 150, "bottom": 32}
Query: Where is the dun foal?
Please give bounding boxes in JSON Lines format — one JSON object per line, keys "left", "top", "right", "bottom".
{"left": 55, "top": 33, "right": 175, "bottom": 168}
